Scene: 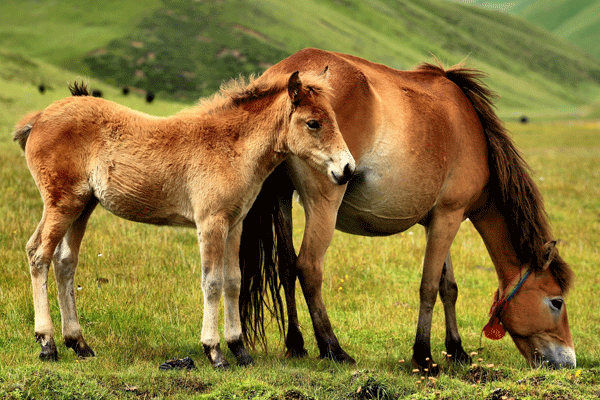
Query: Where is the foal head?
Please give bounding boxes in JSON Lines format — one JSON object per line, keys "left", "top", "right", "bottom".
{"left": 497, "top": 242, "right": 575, "bottom": 368}
{"left": 282, "top": 69, "right": 355, "bottom": 185}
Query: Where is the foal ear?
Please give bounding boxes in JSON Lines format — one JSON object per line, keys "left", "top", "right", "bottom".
{"left": 542, "top": 240, "right": 558, "bottom": 270}
{"left": 319, "top": 65, "right": 330, "bottom": 79}
{"left": 288, "top": 71, "right": 303, "bottom": 105}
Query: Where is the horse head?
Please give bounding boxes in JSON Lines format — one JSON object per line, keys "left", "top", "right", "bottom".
{"left": 493, "top": 241, "right": 576, "bottom": 368}
{"left": 283, "top": 69, "right": 355, "bottom": 185}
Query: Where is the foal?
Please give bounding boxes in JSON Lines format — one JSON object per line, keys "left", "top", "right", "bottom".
{"left": 14, "top": 71, "right": 355, "bottom": 368}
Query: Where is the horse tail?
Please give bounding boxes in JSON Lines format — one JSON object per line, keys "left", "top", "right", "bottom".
{"left": 239, "top": 166, "right": 288, "bottom": 350}
{"left": 424, "top": 63, "right": 553, "bottom": 272}
{"left": 13, "top": 81, "right": 89, "bottom": 151}
{"left": 13, "top": 111, "right": 41, "bottom": 151}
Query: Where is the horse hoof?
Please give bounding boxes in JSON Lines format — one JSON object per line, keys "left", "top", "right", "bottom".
{"left": 237, "top": 354, "right": 254, "bottom": 367}
{"left": 39, "top": 347, "right": 58, "bottom": 361}
{"left": 411, "top": 356, "right": 440, "bottom": 375}
{"left": 321, "top": 349, "right": 356, "bottom": 364}
{"left": 285, "top": 347, "right": 308, "bottom": 358}
{"left": 65, "top": 338, "right": 95, "bottom": 358}
{"left": 213, "top": 359, "right": 231, "bottom": 370}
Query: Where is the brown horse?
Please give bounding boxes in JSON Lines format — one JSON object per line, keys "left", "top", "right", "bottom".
{"left": 239, "top": 48, "right": 575, "bottom": 371}
{"left": 14, "top": 70, "right": 355, "bottom": 368}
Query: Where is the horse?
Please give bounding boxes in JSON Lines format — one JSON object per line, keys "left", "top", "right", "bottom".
{"left": 13, "top": 69, "right": 355, "bottom": 369}
{"left": 238, "top": 48, "right": 576, "bottom": 371}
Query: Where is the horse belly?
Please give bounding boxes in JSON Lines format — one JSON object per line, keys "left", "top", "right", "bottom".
{"left": 336, "top": 162, "right": 440, "bottom": 236}
{"left": 89, "top": 163, "right": 195, "bottom": 227}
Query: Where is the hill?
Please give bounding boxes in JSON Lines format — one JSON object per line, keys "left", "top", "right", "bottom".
{"left": 451, "top": 0, "right": 600, "bottom": 62}
{"left": 1, "top": 0, "right": 599, "bottom": 118}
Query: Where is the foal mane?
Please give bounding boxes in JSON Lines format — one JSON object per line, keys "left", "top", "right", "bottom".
{"left": 197, "top": 71, "right": 333, "bottom": 115}
{"left": 417, "top": 62, "right": 573, "bottom": 293}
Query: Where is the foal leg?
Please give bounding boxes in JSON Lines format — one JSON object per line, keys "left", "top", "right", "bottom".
{"left": 223, "top": 225, "right": 253, "bottom": 366}
{"left": 27, "top": 208, "right": 82, "bottom": 360}
{"left": 412, "top": 210, "right": 463, "bottom": 373}
{"left": 277, "top": 194, "right": 308, "bottom": 358}
{"left": 199, "top": 217, "right": 229, "bottom": 369}
{"left": 53, "top": 199, "right": 98, "bottom": 358}
{"left": 438, "top": 253, "right": 471, "bottom": 364}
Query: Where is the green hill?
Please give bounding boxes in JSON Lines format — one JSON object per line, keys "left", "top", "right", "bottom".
{"left": 1, "top": 0, "right": 600, "bottom": 118}
{"left": 452, "top": 0, "right": 600, "bottom": 62}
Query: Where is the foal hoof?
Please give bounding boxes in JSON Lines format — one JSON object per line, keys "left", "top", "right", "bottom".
{"left": 39, "top": 346, "right": 58, "bottom": 361}
{"left": 204, "top": 343, "right": 230, "bottom": 370}
{"left": 65, "top": 338, "right": 95, "bottom": 358}
{"left": 227, "top": 338, "right": 254, "bottom": 367}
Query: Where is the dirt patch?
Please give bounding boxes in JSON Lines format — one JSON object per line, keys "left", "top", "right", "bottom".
{"left": 463, "top": 366, "right": 507, "bottom": 385}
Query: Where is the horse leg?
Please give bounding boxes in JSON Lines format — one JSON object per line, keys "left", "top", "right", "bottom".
{"left": 53, "top": 199, "right": 98, "bottom": 358}
{"left": 199, "top": 217, "right": 229, "bottom": 369}
{"left": 223, "top": 225, "right": 253, "bottom": 366}
{"left": 413, "top": 210, "right": 463, "bottom": 373}
{"left": 277, "top": 194, "right": 308, "bottom": 358}
{"left": 438, "top": 253, "right": 471, "bottom": 364}
{"left": 295, "top": 184, "right": 355, "bottom": 363}
{"left": 27, "top": 207, "right": 83, "bottom": 361}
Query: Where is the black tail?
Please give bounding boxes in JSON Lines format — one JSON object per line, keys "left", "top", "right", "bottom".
{"left": 239, "top": 166, "right": 289, "bottom": 350}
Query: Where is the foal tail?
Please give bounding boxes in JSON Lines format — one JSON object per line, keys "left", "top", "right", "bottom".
{"left": 421, "top": 63, "right": 553, "bottom": 272}
{"left": 239, "top": 167, "right": 287, "bottom": 350}
{"left": 13, "top": 80, "right": 89, "bottom": 151}
{"left": 13, "top": 111, "right": 41, "bottom": 151}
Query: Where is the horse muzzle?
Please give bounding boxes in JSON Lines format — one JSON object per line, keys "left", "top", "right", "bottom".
{"left": 538, "top": 344, "right": 576, "bottom": 369}
{"left": 329, "top": 152, "right": 356, "bottom": 185}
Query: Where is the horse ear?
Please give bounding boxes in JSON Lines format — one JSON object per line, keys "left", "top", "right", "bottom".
{"left": 288, "top": 71, "right": 302, "bottom": 105}
{"left": 319, "top": 65, "right": 330, "bottom": 79}
{"left": 542, "top": 240, "right": 558, "bottom": 270}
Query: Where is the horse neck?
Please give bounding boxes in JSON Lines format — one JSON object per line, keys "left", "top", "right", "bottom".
{"left": 471, "top": 198, "right": 536, "bottom": 294}
{"left": 194, "top": 96, "right": 289, "bottom": 181}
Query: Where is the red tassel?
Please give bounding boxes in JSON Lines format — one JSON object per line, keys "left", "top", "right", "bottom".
{"left": 483, "top": 318, "right": 506, "bottom": 340}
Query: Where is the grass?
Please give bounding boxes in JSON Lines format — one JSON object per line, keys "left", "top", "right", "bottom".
{"left": 456, "top": 0, "right": 600, "bottom": 62}
{"left": 1, "top": 81, "right": 600, "bottom": 397}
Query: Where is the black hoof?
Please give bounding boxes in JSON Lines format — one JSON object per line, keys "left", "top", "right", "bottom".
{"left": 320, "top": 348, "right": 356, "bottom": 364}
{"left": 285, "top": 347, "right": 309, "bottom": 358}
{"left": 39, "top": 346, "right": 58, "bottom": 361}
{"left": 411, "top": 356, "right": 440, "bottom": 375}
{"left": 65, "top": 338, "right": 95, "bottom": 358}
{"left": 204, "top": 343, "right": 230, "bottom": 370}
{"left": 36, "top": 334, "right": 58, "bottom": 361}
{"left": 227, "top": 338, "right": 254, "bottom": 367}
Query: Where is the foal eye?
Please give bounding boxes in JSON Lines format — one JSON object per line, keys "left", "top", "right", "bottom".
{"left": 549, "top": 297, "right": 564, "bottom": 312}
{"left": 306, "top": 120, "right": 321, "bottom": 130}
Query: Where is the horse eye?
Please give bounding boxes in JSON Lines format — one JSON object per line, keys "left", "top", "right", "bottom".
{"left": 549, "top": 297, "right": 564, "bottom": 312}
{"left": 306, "top": 120, "right": 321, "bottom": 130}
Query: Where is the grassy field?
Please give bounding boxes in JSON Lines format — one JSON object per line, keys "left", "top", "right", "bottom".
{"left": 1, "top": 73, "right": 600, "bottom": 398}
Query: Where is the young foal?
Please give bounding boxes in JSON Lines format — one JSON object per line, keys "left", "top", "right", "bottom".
{"left": 14, "top": 71, "right": 355, "bottom": 368}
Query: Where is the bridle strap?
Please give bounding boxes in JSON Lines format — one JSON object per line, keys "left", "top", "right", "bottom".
{"left": 482, "top": 267, "right": 532, "bottom": 340}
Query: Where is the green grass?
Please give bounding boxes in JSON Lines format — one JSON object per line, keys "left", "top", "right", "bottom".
{"left": 1, "top": 81, "right": 600, "bottom": 397}
{"left": 456, "top": 0, "right": 600, "bottom": 62}
{"left": 1, "top": 0, "right": 600, "bottom": 115}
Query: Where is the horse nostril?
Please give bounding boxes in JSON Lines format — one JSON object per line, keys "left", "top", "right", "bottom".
{"left": 343, "top": 163, "right": 355, "bottom": 180}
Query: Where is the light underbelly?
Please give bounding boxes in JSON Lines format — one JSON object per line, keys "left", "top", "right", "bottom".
{"left": 335, "top": 166, "right": 440, "bottom": 236}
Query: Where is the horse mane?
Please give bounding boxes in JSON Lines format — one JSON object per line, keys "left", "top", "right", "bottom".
{"left": 416, "top": 62, "right": 573, "bottom": 293}
{"left": 69, "top": 81, "right": 90, "bottom": 96}
{"left": 197, "top": 71, "right": 333, "bottom": 115}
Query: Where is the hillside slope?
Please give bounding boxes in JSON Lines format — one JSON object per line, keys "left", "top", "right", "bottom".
{"left": 452, "top": 0, "right": 600, "bottom": 62}
{"left": 1, "top": 0, "right": 599, "bottom": 117}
